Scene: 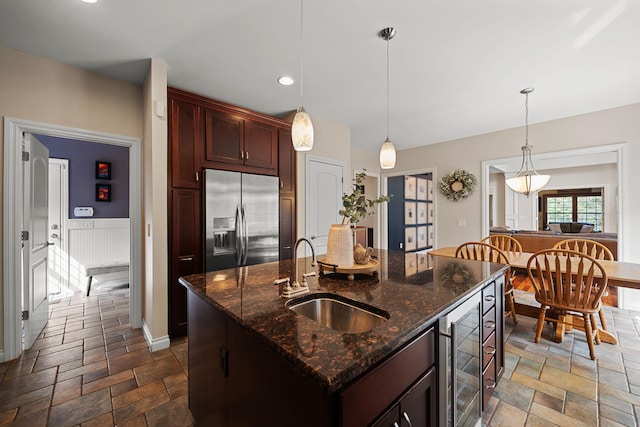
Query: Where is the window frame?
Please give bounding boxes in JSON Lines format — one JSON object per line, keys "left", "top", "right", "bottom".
{"left": 541, "top": 188, "right": 604, "bottom": 231}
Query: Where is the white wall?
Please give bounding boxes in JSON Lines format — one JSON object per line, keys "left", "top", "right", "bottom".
{"left": 394, "top": 103, "right": 639, "bottom": 264}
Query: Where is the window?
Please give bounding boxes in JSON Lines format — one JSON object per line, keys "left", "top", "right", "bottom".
{"left": 541, "top": 188, "right": 604, "bottom": 231}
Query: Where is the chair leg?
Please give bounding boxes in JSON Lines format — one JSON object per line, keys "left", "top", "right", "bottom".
{"left": 86, "top": 276, "right": 93, "bottom": 297}
{"left": 583, "top": 314, "right": 596, "bottom": 360}
{"left": 591, "top": 313, "right": 601, "bottom": 345}
{"left": 598, "top": 307, "right": 608, "bottom": 331}
{"left": 535, "top": 306, "right": 546, "bottom": 343}
{"left": 508, "top": 292, "right": 518, "bottom": 324}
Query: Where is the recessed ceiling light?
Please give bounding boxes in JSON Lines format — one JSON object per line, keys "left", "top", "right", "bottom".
{"left": 278, "top": 76, "right": 294, "bottom": 86}
{"left": 81, "top": 0, "right": 98, "bottom": 3}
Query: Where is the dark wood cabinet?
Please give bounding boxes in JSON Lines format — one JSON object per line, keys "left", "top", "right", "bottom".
{"left": 278, "top": 128, "right": 297, "bottom": 260}
{"left": 203, "top": 108, "right": 278, "bottom": 175}
{"left": 168, "top": 87, "right": 293, "bottom": 337}
{"left": 169, "top": 98, "right": 202, "bottom": 189}
{"left": 169, "top": 189, "right": 201, "bottom": 337}
{"left": 373, "top": 368, "right": 437, "bottom": 427}
{"left": 187, "top": 291, "right": 228, "bottom": 426}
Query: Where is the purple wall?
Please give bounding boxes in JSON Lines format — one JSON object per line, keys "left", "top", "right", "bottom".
{"left": 35, "top": 135, "right": 130, "bottom": 219}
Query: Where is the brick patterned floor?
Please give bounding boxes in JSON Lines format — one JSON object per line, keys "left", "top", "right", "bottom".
{"left": 1, "top": 285, "right": 638, "bottom": 426}
{"left": 0, "top": 287, "right": 193, "bottom": 427}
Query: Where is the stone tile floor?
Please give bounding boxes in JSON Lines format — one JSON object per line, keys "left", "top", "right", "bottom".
{"left": 484, "top": 290, "right": 640, "bottom": 427}
{"left": 0, "top": 286, "right": 638, "bottom": 426}
{"left": 0, "top": 286, "right": 193, "bottom": 426}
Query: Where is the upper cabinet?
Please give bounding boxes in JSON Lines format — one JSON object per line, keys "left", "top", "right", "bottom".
{"left": 204, "top": 108, "right": 278, "bottom": 176}
{"left": 169, "top": 98, "right": 202, "bottom": 189}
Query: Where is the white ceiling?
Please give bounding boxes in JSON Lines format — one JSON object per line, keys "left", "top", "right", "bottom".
{"left": 1, "top": 0, "right": 639, "bottom": 153}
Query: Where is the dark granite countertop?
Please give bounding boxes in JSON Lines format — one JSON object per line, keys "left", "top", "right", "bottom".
{"left": 179, "top": 250, "right": 507, "bottom": 392}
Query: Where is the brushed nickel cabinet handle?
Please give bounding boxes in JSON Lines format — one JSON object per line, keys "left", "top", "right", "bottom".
{"left": 179, "top": 257, "right": 193, "bottom": 262}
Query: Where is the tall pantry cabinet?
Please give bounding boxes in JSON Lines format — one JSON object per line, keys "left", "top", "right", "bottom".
{"left": 168, "top": 88, "right": 296, "bottom": 337}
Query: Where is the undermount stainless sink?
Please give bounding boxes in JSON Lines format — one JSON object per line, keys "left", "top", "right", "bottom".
{"left": 286, "top": 293, "right": 389, "bottom": 334}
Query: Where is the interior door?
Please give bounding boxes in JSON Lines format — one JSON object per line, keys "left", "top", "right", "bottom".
{"left": 23, "top": 134, "right": 50, "bottom": 350}
{"left": 306, "top": 158, "right": 344, "bottom": 255}
{"left": 47, "top": 158, "right": 68, "bottom": 295}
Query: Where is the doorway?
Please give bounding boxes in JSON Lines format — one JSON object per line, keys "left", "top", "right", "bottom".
{"left": 3, "top": 117, "right": 142, "bottom": 362}
{"left": 48, "top": 158, "right": 69, "bottom": 299}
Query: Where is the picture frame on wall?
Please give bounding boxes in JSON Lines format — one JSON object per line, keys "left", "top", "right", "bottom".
{"left": 417, "top": 202, "right": 427, "bottom": 224}
{"left": 405, "top": 227, "right": 417, "bottom": 251}
{"left": 405, "top": 253, "right": 417, "bottom": 276}
{"left": 428, "top": 204, "right": 434, "bottom": 223}
{"left": 417, "top": 225, "right": 427, "bottom": 249}
{"left": 427, "top": 179, "right": 433, "bottom": 201}
{"left": 96, "top": 184, "right": 111, "bottom": 202}
{"left": 405, "top": 202, "right": 417, "bottom": 225}
{"left": 404, "top": 176, "right": 417, "bottom": 199}
{"left": 417, "top": 177, "right": 427, "bottom": 201}
{"left": 96, "top": 161, "right": 111, "bottom": 180}
{"left": 417, "top": 252, "right": 430, "bottom": 272}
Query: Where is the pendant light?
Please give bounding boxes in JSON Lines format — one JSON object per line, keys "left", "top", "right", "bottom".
{"left": 505, "top": 88, "right": 550, "bottom": 196}
{"left": 379, "top": 27, "right": 396, "bottom": 169}
{"left": 291, "top": 0, "right": 314, "bottom": 151}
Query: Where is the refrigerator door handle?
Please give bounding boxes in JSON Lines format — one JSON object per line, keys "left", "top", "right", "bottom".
{"left": 241, "top": 204, "right": 248, "bottom": 264}
{"left": 235, "top": 205, "right": 243, "bottom": 266}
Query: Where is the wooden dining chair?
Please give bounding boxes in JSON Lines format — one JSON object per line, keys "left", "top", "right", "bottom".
{"left": 455, "top": 242, "right": 518, "bottom": 323}
{"left": 552, "top": 239, "right": 613, "bottom": 331}
{"left": 481, "top": 234, "right": 523, "bottom": 254}
{"left": 526, "top": 249, "right": 608, "bottom": 360}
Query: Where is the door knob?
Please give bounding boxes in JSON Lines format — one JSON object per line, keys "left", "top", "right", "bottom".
{"left": 46, "top": 241, "right": 54, "bottom": 246}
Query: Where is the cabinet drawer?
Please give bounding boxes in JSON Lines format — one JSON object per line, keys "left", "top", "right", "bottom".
{"left": 482, "top": 306, "right": 496, "bottom": 342}
{"left": 483, "top": 357, "right": 497, "bottom": 409}
{"left": 482, "top": 332, "right": 496, "bottom": 371}
{"left": 340, "top": 328, "right": 435, "bottom": 427}
{"left": 482, "top": 282, "right": 496, "bottom": 314}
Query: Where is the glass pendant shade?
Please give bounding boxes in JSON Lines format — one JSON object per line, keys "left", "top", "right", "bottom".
{"left": 379, "top": 138, "right": 396, "bottom": 169}
{"left": 291, "top": 107, "right": 314, "bottom": 151}
{"left": 505, "top": 173, "right": 550, "bottom": 196}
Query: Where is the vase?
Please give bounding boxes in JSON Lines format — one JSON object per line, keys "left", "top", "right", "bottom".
{"left": 325, "top": 224, "right": 354, "bottom": 267}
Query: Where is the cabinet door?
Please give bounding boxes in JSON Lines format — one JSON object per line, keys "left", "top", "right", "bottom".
{"left": 244, "top": 120, "right": 277, "bottom": 174}
{"left": 169, "top": 188, "right": 201, "bottom": 337}
{"left": 188, "top": 291, "right": 229, "bottom": 426}
{"left": 204, "top": 108, "right": 244, "bottom": 166}
{"left": 278, "top": 128, "right": 296, "bottom": 193}
{"left": 170, "top": 99, "right": 201, "bottom": 188}
{"left": 398, "top": 367, "right": 437, "bottom": 427}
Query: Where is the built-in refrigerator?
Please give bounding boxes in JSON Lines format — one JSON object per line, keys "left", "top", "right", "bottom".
{"left": 204, "top": 169, "right": 279, "bottom": 271}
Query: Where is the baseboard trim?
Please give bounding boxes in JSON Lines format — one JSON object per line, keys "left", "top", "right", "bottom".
{"left": 142, "top": 320, "right": 170, "bottom": 352}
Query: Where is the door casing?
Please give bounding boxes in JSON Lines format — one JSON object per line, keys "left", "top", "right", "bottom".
{"left": 3, "top": 117, "right": 142, "bottom": 362}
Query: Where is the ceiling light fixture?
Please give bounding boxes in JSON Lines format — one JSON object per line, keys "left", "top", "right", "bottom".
{"left": 291, "top": 0, "right": 314, "bottom": 152}
{"left": 278, "top": 76, "right": 294, "bottom": 86}
{"left": 81, "top": 0, "right": 98, "bottom": 3}
{"left": 505, "top": 87, "right": 550, "bottom": 196}
{"left": 379, "top": 27, "right": 396, "bottom": 170}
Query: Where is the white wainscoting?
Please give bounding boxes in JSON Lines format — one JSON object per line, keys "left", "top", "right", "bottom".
{"left": 66, "top": 218, "right": 130, "bottom": 292}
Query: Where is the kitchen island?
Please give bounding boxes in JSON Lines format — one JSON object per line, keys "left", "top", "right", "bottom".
{"left": 180, "top": 250, "right": 507, "bottom": 426}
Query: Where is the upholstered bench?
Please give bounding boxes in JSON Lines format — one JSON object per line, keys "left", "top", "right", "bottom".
{"left": 84, "top": 263, "right": 130, "bottom": 296}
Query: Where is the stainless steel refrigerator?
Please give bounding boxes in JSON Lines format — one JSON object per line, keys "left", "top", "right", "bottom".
{"left": 205, "top": 169, "right": 279, "bottom": 271}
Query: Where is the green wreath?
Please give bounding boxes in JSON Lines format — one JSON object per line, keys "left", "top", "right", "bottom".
{"left": 439, "top": 170, "right": 477, "bottom": 201}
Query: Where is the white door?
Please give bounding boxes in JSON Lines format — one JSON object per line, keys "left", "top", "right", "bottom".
{"left": 22, "top": 134, "right": 50, "bottom": 350}
{"left": 306, "top": 157, "right": 345, "bottom": 255}
{"left": 48, "top": 158, "right": 69, "bottom": 296}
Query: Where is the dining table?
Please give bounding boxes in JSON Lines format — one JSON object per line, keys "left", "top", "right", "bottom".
{"left": 428, "top": 246, "right": 640, "bottom": 345}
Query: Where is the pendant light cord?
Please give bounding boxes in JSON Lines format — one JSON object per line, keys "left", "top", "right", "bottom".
{"left": 524, "top": 91, "right": 529, "bottom": 147}
{"left": 299, "top": 0, "right": 304, "bottom": 108}
{"left": 386, "top": 35, "right": 390, "bottom": 140}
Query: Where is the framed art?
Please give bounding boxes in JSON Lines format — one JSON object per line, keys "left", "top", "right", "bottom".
{"left": 427, "top": 179, "right": 433, "bottom": 201}
{"left": 417, "top": 202, "right": 427, "bottom": 224}
{"left": 417, "top": 225, "right": 427, "bottom": 249}
{"left": 404, "top": 176, "right": 417, "bottom": 199}
{"left": 405, "top": 227, "right": 417, "bottom": 251}
{"left": 96, "top": 161, "right": 111, "bottom": 180}
{"left": 428, "top": 225, "right": 434, "bottom": 247}
{"left": 405, "top": 253, "right": 417, "bottom": 276}
{"left": 405, "top": 202, "right": 417, "bottom": 225}
{"left": 96, "top": 184, "right": 111, "bottom": 202}
{"left": 417, "top": 177, "right": 427, "bottom": 201}
{"left": 428, "top": 204, "right": 434, "bottom": 223}
{"left": 417, "top": 252, "right": 430, "bottom": 272}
